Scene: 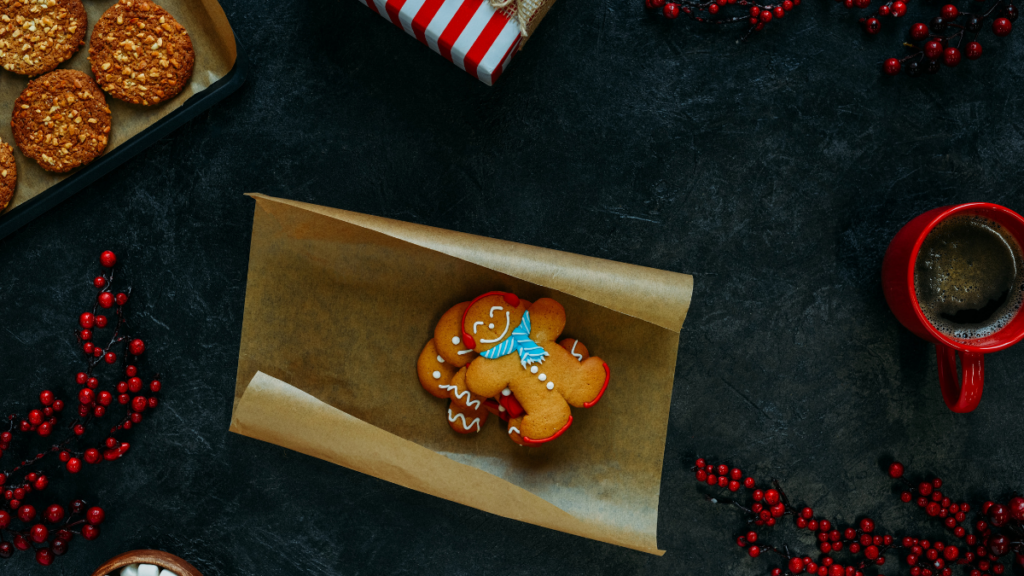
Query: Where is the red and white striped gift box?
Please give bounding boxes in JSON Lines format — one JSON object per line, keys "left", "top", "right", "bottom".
{"left": 356, "top": 0, "right": 524, "bottom": 85}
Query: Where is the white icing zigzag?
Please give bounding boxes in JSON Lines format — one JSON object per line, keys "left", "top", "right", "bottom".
{"left": 448, "top": 409, "right": 482, "bottom": 432}
{"left": 439, "top": 384, "right": 481, "bottom": 410}
{"left": 570, "top": 340, "right": 583, "bottom": 362}
{"left": 508, "top": 426, "right": 520, "bottom": 435}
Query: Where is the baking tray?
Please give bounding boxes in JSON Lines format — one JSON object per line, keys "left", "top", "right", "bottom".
{"left": 0, "top": 39, "right": 248, "bottom": 242}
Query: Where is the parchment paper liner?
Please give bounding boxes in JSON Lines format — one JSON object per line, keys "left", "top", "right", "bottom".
{"left": 2, "top": 0, "right": 237, "bottom": 212}
{"left": 229, "top": 194, "right": 694, "bottom": 555}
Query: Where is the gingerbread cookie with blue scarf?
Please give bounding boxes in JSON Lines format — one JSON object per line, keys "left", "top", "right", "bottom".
{"left": 461, "top": 292, "right": 609, "bottom": 445}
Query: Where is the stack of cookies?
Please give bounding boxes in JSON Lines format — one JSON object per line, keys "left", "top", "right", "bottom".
{"left": 417, "top": 292, "right": 610, "bottom": 445}
{"left": 0, "top": 0, "right": 196, "bottom": 211}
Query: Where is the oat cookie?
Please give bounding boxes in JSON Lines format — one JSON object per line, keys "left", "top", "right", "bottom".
{"left": 11, "top": 69, "right": 111, "bottom": 173}
{"left": 0, "top": 140, "right": 16, "bottom": 211}
{"left": 88, "top": 0, "right": 194, "bottom": 106}
{"left": 0, "top": 0, "right": 87, "bottom": 77}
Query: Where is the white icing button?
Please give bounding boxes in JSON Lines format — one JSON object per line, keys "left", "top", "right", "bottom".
{"left": 498, "top": 405, "right": 506, "bottom": 412}
{"left": 452, "top": 336, "right": 460, "bottom": 345}
{"left": 159, "top": 570, "right": 180, "bottom": 576}
{"left": 119, "top": 565, "right": 140, "bottom": 576}
{"left": 546, "top": 382, "right": 554, "bottom": 390}
{"left": 436, "top": 355, "right": 444, "bottom": 363}
{"left": 501, "top": 388, "right": 511, "bottom": 396}
{"left": 488, "top": 323, "right": 495, "bottom": 329}
{"left": 432, "top": 371, "right": 441, "bottom": 380}
{"left": 530, "top": 366, "right": 538, "bottom": 374}
{"left": 137, "top": 565, "right": 160, "bottom": 576}
{"left": 538, "top": 373, "right": 547, "bottom": 381}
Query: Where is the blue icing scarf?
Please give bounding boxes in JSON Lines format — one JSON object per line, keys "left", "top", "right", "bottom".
{"left": 480, "top": 311, "right": 549, "bottom": 369}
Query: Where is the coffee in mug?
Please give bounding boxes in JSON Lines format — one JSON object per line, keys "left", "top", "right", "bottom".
{"left": 913, "top": 213, "right": 1024, "bottom": 340}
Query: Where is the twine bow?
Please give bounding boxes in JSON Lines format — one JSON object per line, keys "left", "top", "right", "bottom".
{"left": 488, "top": 0, "right": 547, "bottom": 36}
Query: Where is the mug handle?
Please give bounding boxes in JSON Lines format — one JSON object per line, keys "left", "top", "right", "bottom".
{"left": 935, "top": 344, "right": 985, "bottom": 413}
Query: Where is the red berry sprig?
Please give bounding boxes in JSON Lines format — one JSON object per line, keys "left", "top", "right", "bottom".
{"left": 694, "top": 457, "right": 1024, "bottom": 575}
{"left": 0, "top": 251, "right": 162, "bottom": 565}
{"left": 882, "top": 1, "right": 1017, "bottom": 76}
{"left": 644, "top": 0, "right": 801, "bottom": 39}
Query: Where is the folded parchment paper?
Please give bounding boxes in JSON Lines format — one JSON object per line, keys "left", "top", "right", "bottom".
{"left": 2, "top": 0, "right": 237, "bottom": 212}
{"left": 230, "top": 194, "right": 693, "bottom": 555}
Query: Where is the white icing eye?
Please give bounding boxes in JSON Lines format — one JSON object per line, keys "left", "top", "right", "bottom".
{"left": 538, "top": 373, "right": 547, "bottom": 381}
{"left": 432, "top": 371, "right": 441, "bottom": 379}
{"left": 488, "top": 323, "right": 495, "bottom": 329}
{"left": 452, "top": 336, "right": 460, "bottom": 345}
{"left": 530, "top": 366, "right": 538, "bottom": 374}
{"left": 501, "top": 388, "right": 511, "bottom": 396}
{"left": 436, "top": 355, "right": 444, "bottom": 363}
{"left": 546, "top": 382, "right": 554, "bottom": 390}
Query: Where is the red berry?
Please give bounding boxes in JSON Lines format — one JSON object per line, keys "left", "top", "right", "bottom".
{"left": 1009, "top": 497, "right": 1024, "bottom": 521}
{"left": 79, "top": 312, "right": 94, "bottom": 328}
{"left": 87, "top": 377, "right": 98, "bottom": 389}
{"left": 50, "top": 539, "right": 67, "bottom": 556}
{"left": 888, "top": 462, "right": 904, "bottom": 478}
{"left": 943, "top": 46, "right": 961, "bottom": 66}
{"left": 748, "top": 545, "right": 761, "bottom": 557}
{"left": 764, "top": 489, "right": 780, "bottom": 505}
{"left": 860, "top": 518, "right": 875, "bottom": 533}
{"left": 84, "top": 448, "right": 100, "bottom": 464}
{"left": 18, "top": 504, "right": 35, "bottom": 522}
{"left": 865, "top": 17, "right": 881, "bottom": 33}
{"left": 30, "top": 523, "right": 48, "bottom": 543}
{"left": 994, "top": 17, "right": 1012, "bottom": 35}
{"left": 125, "top": 365, "right": 138, "bottom": 377}
{"left": 86, "top": 506, "right": 104, "bottom": 525}
{"left": 98, "top": 292, "right": 114, "bottom": 308}
{"left": 0, "top": 510, "right": 8, "bottom": 528}
{"left": 147, "top": 397, "right": 158, "bottom": 409}
{"left": 78, "top": 388, "right": 94, "bottom": 404}
{"left": 130, "top": 412, "right": 143, "bottom": 424}
{"left": 81, "top": 524, "right": 100, "bottom": 540}
{"left": 105, "top": 352, "right": 117, "bottom": 364}
{"left": 708, "top": 4, "right": 719, "bottom": 14}
{"left": 790, "top": 558, "right": 805, "bottom": 574}
{"left": 663, "top": 3, "right": 680, "bottom": 17}
{"left": 100, "top": 251, "right": 117, "bottom": 267}
{"left": 80, "top": 328, "right": 92, "bottom": 340}
{"left": 115, "top": 292, "right": 128, "bottom": 306}
{"left": 93, "top": 405, "right": 106, "bottom": 418}
{"left": 924, "top": 41, "right": 943, "bottom": 60}
{"left": 783, "top": 0, "right": 793, "bottom": 9}
{"left": 750, "top": 5, "right": 760, "bottom": 15}
{"left": 865, "top": 545, "right": 879, "bottom": 559}
{"left": 39, "top": 390, "right": 54, "bottom": 406}
{"left": 128, "top": 339, "right": 145, "bottom": 356}
{"left": 37, "top": 421, "right": 51, "bottom": 437}
{"left": 773, "top": 5, "right": 784, "bottom": 17}
{"left": 13, "top": 534, "right": 28, "bottom": 550}
{"left": 150, "top": 380, "right": 162, "bottom": 393}
{"left": 66, "top": 458, "right": 81, "bottom": 473}
{"left": 966, "top": 41, "right": 983, "bottom": 59}
{"left": 941, "top": 4, "right": 958, "bottom": 18}
{"left": 902, "top": 491, "right": 913, "bottom": 502}
{"left": 95, "top": 315, "right": 107, "bottom": 328}
{"left": 128, "top": 377, "right": 142, "bottom": 392}
{"left": 73, "top": 424, "right": 85, "bottom": 436}
{"left": 35, "top": 547, "right": 53, "bottom": 566}
{"left": 93, "top": 276, "right": 106, "bottom": 288}
{"left": 45, "top": 504, "right": 63, "bottom": 524}
{"left": 98, "top": 391, "right": 113, "bottom": 406}
{"left": 52, "top": 399, "right": 63, "bottom": 411}
{"left": 944, "top": 546, "right": 959, "bottom": 561}
{"left": 760, "top": 9, "right": 772, "bottom": 22}
{"left": 891, "top": 1, "right": 906, "bottom": 16}
{"left": 132, "top": 396, "right": 147, "bottom": 412}
{"left": 28, "top": 409, "right": 43, "bottom": 425}
{"left": 119, "top": 393, "right": 130, "bottom": 405}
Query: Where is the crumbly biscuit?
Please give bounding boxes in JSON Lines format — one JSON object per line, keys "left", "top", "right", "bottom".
{"left": 0, "top": 0, "right": 87, "bottom": 77}
{"left": 463, "top": 293, "right": 609, "bottom": 445}
{"left": 0, "top": 141, "right": 16, "bottom": 211}
{"left": 88, "top": 0, "right": 194, "bottom": 106}
{"left": 11, "top": 69, "right": 111, "bottom": 173}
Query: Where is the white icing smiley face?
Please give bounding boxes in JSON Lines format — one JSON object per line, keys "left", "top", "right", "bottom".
{"left": 472, "top": 305, "right": 512, "bottom": 344}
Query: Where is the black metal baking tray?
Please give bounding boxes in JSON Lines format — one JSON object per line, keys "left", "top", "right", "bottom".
{"left": 0, "top": 40, "right": 248, "bottom": 242}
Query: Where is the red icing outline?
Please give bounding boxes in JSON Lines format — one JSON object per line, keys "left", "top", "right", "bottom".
{"left": 522, "top": 415, "right": 572, "bottom": 445}
{"left": 459, "top": 291, "right": 520, "bottom": 350}
{"left": 583, "top": 363, "right": 610, "bottom": 408}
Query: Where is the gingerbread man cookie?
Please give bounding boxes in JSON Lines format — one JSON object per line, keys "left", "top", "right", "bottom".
{"left": 461, "top": 292, "right": 609, "bottom": 445}
{"left": 417, "top": 340, "right": 492, "bottom": 433}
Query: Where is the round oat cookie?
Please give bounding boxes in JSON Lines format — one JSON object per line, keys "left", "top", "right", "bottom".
{"left": 0, "top": 0, "right": 87, "bottom": 77}
{"left": 0, "top": 141, "right": 16, "bottom": 212}
{"left": 89, "top": 0, "right": 194, "bottom": 106}
{"left": 12, "top": 69, "right": 111, "bottom": 173}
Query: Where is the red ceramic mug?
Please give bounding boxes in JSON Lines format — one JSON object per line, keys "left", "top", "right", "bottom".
{"left": 882, "top": 202, "right": 1024, "bottom": 413}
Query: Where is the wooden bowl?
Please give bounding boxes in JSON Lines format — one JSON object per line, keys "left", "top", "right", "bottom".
{"left": 91, "top": 550, "right": 203, "bottom": 576}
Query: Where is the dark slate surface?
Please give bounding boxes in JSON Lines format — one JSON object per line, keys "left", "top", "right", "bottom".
{"left": 1, "top": 0, "right": 1023, "bottom": 573}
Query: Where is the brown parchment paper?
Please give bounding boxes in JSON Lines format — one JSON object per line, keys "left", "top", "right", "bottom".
{"left": 2, "top": 0, "right": 237, "bottom": 212}
{"left": 229, "top": 194, "right": 694, "bottom": 555}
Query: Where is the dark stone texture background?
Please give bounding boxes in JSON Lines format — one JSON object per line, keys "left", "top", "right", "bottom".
{"left": 0, "top": 0, "right": 1023, "bottom": 573}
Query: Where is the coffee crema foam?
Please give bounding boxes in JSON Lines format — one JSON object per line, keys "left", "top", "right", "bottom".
{"left": 913, "top": 214, "right": 1024, "bottom": 341}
